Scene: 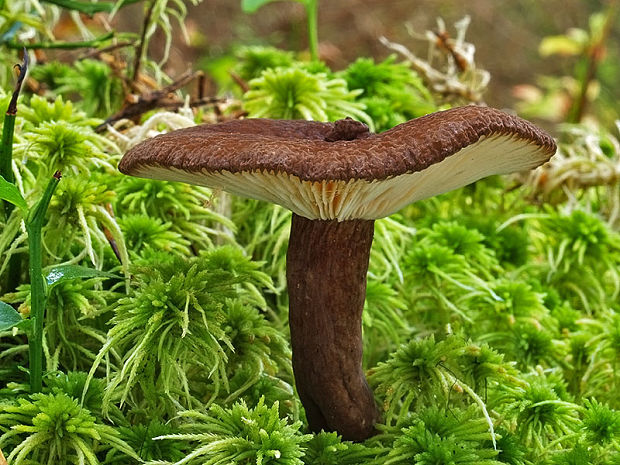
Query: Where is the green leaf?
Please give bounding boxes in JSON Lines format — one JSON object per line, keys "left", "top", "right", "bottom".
{"left": 0, "top": 175, "right": 28, "bottom": 214}
{"left": 0, "top": 300, "right": 22, "bottom": 331}
{"left": 46, "top": 265, "right": 118, "bottom": 291}
{"left": 241, "top": 0, "right": 305, "bottom": 13}
{"left": 539, "top": 31, "right": 587, "bottom": 57}
{"left": 40, "top": 0, "right": 141, "bottom": 16}
{"left": 241, "top": 0, "right": 276, "bottom": 12}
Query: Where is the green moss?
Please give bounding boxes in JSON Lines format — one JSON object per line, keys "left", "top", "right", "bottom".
{"left": 1, "top": 8, "right": 620, "bottom": 463}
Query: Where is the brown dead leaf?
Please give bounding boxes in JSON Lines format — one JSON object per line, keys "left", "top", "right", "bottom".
{"left": 0, "top": 448, "right": 7, "bottom": 465}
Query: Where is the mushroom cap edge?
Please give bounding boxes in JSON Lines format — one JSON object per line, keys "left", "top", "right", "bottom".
{"left": 118, "top": 106, "right": 556, "bottom": 220}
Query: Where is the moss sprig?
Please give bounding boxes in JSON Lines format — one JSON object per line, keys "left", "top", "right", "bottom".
{"left": 382, "top": 406, "right": 501, "bottom": 465}
{"left": 302, "top": 431, "right": 383, "bottom": 465}
{"left": 114, "top": 177, "right": 236, "bottom": 250}
{"left": 85, "top": 247, "right": 278, "bottom": 415}
{"left": 18, "top": 120, "right": 117, "bottom": 178}
{"left": 339, "top": 55, "right": 438, "bottom": 131}
{"left": 0, "top": 392, "right": 138, "bottom": 465}
{"left": 243, "top": 67, "right": 373, "bottom": 128}
{"left": 2, "top": 277, "right": 117, "bottom": 372}
{"left": 151, "top": 398, "right": 311, "bottom": 465}
{"left": 43, "top": 175, "right": 129, "bottom": 270}
{"left": 492, "top": 368, "right": 580, "bottom": 455}
{"left": 369, "top": 335, "right": 499, "bottom": 432}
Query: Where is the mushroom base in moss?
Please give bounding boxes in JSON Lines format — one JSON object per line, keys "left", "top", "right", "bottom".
{"left": 286, "top": 213, "right": 379, "bottom": 441}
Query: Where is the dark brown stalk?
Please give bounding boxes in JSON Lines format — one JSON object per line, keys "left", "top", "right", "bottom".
{"left": 286, "top": 214, "right": 379, "bottom": 441}
{"left": 3, "top": 50, "right": 29, "bottom": 292}
{"left": 7, "top": 49, "right": 29, "bottom": 116}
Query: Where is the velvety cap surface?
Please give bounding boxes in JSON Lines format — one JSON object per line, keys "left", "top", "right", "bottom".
{"left": 119, "top": 106, "right": 556, "bottom": 220}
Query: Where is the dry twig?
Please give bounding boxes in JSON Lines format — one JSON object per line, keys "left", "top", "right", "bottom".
{"left": 380, "top": 36, "right": 485, "bottom": 103}
{"left": 380, "top": 17, "right": 489, "bottom": 103}
{"left": 96, "top": 70, "right": 227, "bottom": 131}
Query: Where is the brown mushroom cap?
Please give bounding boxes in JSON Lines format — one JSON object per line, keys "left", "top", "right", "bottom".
{"left": 119, "top": 106, "right": 556, "bottom": 221}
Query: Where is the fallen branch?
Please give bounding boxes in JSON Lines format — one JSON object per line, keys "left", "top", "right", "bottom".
{"left": 79, "top": 40, "right": 136, "bottom": 60}
{"left": 96, "top": 70, "right": 227, "bottom": 131}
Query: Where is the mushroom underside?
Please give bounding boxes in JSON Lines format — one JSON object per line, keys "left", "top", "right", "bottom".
{"left": 132, "top": 132, "right": 548, "bottom": 221}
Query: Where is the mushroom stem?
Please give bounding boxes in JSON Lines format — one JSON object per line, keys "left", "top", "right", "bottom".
{"left": 286, "top": 213, "right": 379, "bottom": 441}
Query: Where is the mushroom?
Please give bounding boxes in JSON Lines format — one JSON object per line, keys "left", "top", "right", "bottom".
{"left": 118, "top": 105, "right": 556, "bottom": 441}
